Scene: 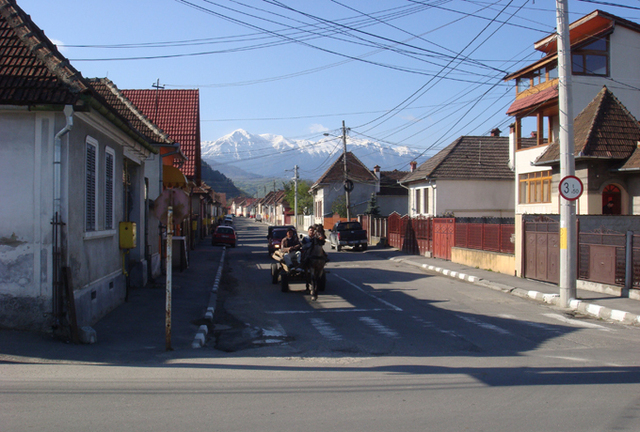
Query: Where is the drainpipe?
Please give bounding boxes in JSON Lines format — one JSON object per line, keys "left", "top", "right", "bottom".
{"left": 54, "top": 105, "right": 74, "bottom": 216}
{"left": 52, "top": 105, "right": 74, "bottom": 328}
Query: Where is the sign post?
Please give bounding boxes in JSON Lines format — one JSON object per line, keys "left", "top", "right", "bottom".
{"left": 165, "top": 207, "right": 173, "bottom": 351}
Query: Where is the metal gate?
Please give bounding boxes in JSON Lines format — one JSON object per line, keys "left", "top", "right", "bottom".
{"left": 578, "top": 228, "right": 626, "bottom": 286}
{"left": 524, "top": 216, "right": 559, "bottom": 284}
{"left": 433, "top": 218, "right": 455, "bottom": 260}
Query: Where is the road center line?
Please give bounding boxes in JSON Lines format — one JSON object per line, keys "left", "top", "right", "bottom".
{"left": 333, "top": 273, "right": 403, "bottom": 312}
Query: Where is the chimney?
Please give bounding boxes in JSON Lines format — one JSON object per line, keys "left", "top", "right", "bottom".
{"left": 490, "top": 128, "right": 501, "bottom": 137}
{"left": 410, "top": 161, "right": 417, "bottom": 172}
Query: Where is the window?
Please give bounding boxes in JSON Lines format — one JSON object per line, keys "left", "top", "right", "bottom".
{"left": 415, "top": 189, "right": 421, "bottom": 214}
{"left": 572, "top": 37, "right": 608, "bottom": 76}
{"left": 105, "top": 147, "right": 115, "bottom": 230}
{"left": 85, "top": 137, "right": 99, "bottom": 231}
{"left": 519, "top": 171, "right": 552, "bottom": 204}
{"left": 423, "top": 188, "right": 429, "bottom": 214}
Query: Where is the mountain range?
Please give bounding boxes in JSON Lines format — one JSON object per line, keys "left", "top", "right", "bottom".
{"left": 201, "top": 129, "right": 423, "bottom": 182}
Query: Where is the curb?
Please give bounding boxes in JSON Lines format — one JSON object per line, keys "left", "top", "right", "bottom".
{"left": 192, "top": 247, "right": 226, "bottom": 348}
{"left": 390, "top": 256, "right": 640, "bottom": 327}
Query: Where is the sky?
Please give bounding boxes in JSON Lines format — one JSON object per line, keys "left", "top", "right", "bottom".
{"left": 17, "top": 0, "right": 640, "bottom": 173}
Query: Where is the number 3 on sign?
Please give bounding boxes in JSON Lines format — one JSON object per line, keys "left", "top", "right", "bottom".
{"left": 558, "top": 175, "right": 583, "bottom": 201}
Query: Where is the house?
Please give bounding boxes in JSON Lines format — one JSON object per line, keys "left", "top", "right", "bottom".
{"left": 0, "top": 0, "right": 170, "bottom": 331}
{"left": 504, "top": 10, "right": 640, "bottom": 217}
{"left": 309, "top": 152, "right": 379, "bottom": 222}
{"left": 372, "top": 166, "right": 409, "bottom": 216}
{"left": 399, "top": 131, "right": 536, "bottom": 218}
{"left": 533, "top": 86, "right": 640, "bottom": 214}
{"left": 503, "top": 10, "right": 640, "bottom": 278}
{"left": 121, "top": 88, "right": 203, "bottom": 250}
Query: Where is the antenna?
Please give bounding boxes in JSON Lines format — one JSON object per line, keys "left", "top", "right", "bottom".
{"left": 152, "top": 79, "right": 165, "bottom": 120}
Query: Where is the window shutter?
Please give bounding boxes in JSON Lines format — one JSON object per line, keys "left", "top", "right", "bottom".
{"left": 105, "top": 151, "right": 114, "bottom": 230}
{"left": 86, "top": 142, "right": 97, "bottom": 231}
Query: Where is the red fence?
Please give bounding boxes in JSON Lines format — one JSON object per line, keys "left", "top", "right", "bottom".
{"left": 455, "top": 223, "right": 515, "bottom": 254}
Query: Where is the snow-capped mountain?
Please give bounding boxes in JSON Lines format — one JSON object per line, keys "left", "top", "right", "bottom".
{"left": 201, "top": 129, "right": 421, "bottom": 180}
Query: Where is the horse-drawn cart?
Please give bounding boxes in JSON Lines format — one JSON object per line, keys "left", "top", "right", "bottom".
{"left": 271, "top": 247, "right": 326, "bottom": 300}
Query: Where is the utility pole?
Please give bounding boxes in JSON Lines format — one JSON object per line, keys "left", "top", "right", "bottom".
{"left": 342, "top": 120, "right": 351, "bottom": 220}
{"left": 557, "top": 0, "right": 577, "bottom": 307}
{"left": 293, "top": 165, "right": 299, "bottom": 229}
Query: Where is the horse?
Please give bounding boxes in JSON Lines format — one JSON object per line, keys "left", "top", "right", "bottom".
{"left": 304, "top": 239, "right": 327, "bottom": 301}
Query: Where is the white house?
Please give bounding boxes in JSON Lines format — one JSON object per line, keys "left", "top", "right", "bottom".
{"left": 399, "top": 131, "right": 537, "bottom": 218}
{"left": 0, "top": 1, "right": 172, "bottom": 332}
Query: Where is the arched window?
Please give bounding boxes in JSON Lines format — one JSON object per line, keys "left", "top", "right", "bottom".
{"left": 602, "top": 184, "right": 621, "bottom": 215}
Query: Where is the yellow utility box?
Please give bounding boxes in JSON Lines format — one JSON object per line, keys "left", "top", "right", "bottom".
{"left": 119, "top": 222, "right": 137, "bottom": 249}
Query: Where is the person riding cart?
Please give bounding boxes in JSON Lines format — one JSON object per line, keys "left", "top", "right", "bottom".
{"left": 281, "top": 228, "right": 302, "bottom": 268}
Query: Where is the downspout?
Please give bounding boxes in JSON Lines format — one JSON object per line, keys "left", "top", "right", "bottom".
{"left": 52, "top": 105, "right": 74, "bottom": 328}
{"left": 53, "top": 105, "right": 74, "bottom": 216}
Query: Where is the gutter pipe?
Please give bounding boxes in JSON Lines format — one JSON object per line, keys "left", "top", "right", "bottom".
{"left": 52, "top": 105, "right": 74, "bottom": 328}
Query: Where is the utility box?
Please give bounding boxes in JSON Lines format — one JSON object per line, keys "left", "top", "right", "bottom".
{"left": 119, "top": 222, "right": 137, "bottom": 249}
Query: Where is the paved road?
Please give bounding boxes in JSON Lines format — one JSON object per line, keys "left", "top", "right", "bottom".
{"left": 2, "top": 217, "right": 640, "bottom": 432}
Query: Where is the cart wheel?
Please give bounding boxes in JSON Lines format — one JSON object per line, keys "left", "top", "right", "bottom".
{"left": 271, "top": 263, "right": 279, "bottom": 284}
{"left": 281, "top": 272, "right": 289, "bottom": 292}
{"left": 336, "top": 244, "right": 342, "bottom": 252}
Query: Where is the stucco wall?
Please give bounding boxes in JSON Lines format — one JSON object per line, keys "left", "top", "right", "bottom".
{"left": 451, "top": 247, "right": 515, "bottom": 276}
{"left": 0, "top": 111, "right": 53, "bottom": 330}
{"left": 432, "top": 179, "right": 515, "bottom": 217}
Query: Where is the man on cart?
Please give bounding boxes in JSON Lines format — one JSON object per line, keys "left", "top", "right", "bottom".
{"left": 281, "top": 228, "right": 302, "bottom": 268}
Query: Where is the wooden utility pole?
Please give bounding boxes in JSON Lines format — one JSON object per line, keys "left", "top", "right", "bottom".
{"left": 342, "top": 120, "right": 351, "bottom": 220}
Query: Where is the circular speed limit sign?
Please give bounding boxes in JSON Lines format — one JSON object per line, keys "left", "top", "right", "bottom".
{"left": 559, "top": 175, "right": 583, "bottom": 201}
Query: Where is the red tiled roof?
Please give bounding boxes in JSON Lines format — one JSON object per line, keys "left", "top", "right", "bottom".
{"left": 122, "top": 89, "right": 201, "bottom": 182}
{"left": 88, "top": 78, "right": 172, "bottom": 146}
{"left": 0, "top": 0, "right": 89, "bottom": 105}
{"left": 506, "top": 85, "right": 558, "bottom": 116}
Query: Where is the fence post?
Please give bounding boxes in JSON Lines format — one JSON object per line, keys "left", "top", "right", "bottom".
{"left": 625, "top": 231, "right": 633, "bottom": 295}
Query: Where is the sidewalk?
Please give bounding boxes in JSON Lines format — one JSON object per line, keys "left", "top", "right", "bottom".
{"left": 0, "top": 239, "right": 224, "bottom": 364}
{"left": 382, "top": 250, "right": 640, "bottom": 327}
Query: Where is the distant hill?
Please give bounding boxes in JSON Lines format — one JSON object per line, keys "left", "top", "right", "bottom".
{"left": 201, "top": 160, "right": 247, "bottom": 199}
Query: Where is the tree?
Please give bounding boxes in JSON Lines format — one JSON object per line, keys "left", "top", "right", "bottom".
{"left": 364, "top": 193, "right": 380, "bottom": 215}
{"left": 331, "top": 196, "right": 347, "bottom": 218}
{"left": 283, "top": 180, "right": 313, "bottom": 215}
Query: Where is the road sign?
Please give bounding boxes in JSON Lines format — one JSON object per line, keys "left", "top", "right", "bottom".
{"left": 559, "top": 175, "right": 583, "bottom": 201}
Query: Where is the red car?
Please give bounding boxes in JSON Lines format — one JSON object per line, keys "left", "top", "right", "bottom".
{"left": 212, "top": 225, "right": 237, "bottom": 248}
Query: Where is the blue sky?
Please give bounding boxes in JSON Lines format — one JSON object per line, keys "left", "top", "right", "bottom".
{"left": 18, "top": 0, "right": 640, "bottom": 169}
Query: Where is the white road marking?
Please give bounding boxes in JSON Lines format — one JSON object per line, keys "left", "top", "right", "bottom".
{"left": 333, "top": 273, "right": 403, "bottom": 312}
{"left": 412, "top": 315, "right": 465, "bottom": 338}
{"left": 310, "top": 318, "right": 343, "bottom": 341}
{"left": 543, "top": 313, "right": 613, "bottom": 331}
{"left": 456, "top": 314, "right": 512, "bottom": 335}
{"left": 359, "top": 316, "right": 400, "bottom": 338}
{"left": 267, "top": 308, "right": 389, "bottom": 315}
{"left": 498, "top": 314, "right": 562, "bottom": 332}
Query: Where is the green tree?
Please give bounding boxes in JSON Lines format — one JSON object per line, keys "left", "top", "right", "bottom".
{"left": 364, "top": 193, "right": 381, "bottom": 215}
{"left": 283, "top": 180, "right": 314, "bottom": 215}
{"left": 331, "top": 195, "right": 347, "bottom": 218}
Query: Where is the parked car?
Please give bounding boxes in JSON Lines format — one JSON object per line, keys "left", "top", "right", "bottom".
{"left": 255, "top": 214, "right": 262, "bottom": 222}
{"left": 329, "top": 221, "right": 368, "bottom": 251}
{"left": 267, "top": 225, "right": 296, "bottom": 256}
{"left": 222, "top": 215, "right": 234, "bottom": 226}
{"left": 212, "top": 225, "right": 237, "bottom": 247}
